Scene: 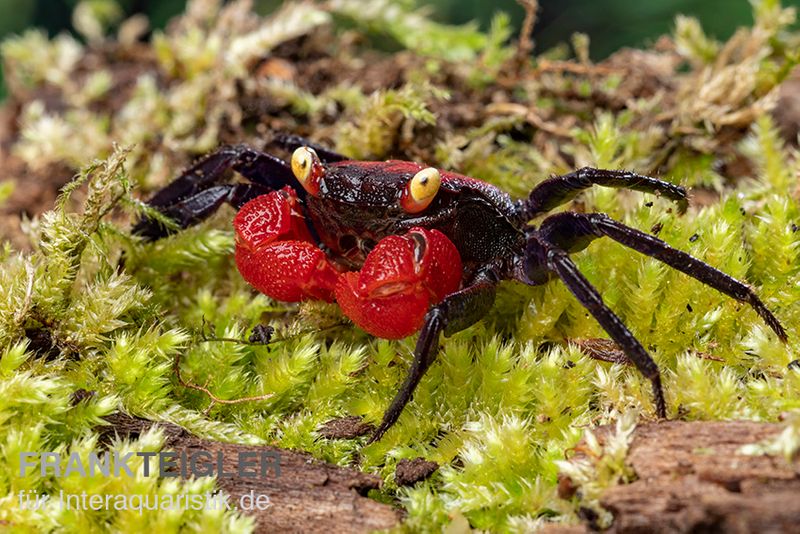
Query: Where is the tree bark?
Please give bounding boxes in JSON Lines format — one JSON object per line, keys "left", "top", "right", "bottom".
{"left": 99, "top": 413, "right": 400, "bottom": 533}
{"left": 554, "top": 420, "right": 800, "bottom": 533}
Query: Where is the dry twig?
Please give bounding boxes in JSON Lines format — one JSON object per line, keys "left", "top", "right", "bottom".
{"left": 514, "top": 0, "right": 538, "bottom": 69}
{"left": 173, "top": 350, "right": 273, "bottom": 410}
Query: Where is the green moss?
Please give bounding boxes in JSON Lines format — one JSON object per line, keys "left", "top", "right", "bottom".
{"left": 336, "top": 81, "right": 448, "bottom": 160}
{"left": 555, "top": 411, "right": 638, "bottom": 528}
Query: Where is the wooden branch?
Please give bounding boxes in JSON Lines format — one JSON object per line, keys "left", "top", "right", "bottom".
{"left": 549, "top": 421, "right": 800, "bottom": 533}
{"left": 99, "top": 413, "right": 400, "bottom": 533}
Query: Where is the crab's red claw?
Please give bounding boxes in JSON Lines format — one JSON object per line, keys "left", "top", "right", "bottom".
{"left": 234, "top": 188, "right": 340, "bottom": 302}
{"left": 421, "top": 228, "right": 463, "bottom": 302}
{"left": 336, "top": 271, "right": 430, "bottom": 339}
{"left": 335, "top": 228, "right": 462, "bottom": 339}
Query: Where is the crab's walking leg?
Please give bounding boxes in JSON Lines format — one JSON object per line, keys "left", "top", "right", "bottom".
{"left": 528, "top": 236, "right": 667, "bottom": 418}
{"left": 133, "top": 183, "right": 271, "bottom": 240}
{"left": 539, "top": 212, "right": 788, "bottom": 341}
{"left": 133, "top": 145, "right": 297, "bottom": 239}
{"left": 520, "top": 167, "right": 688, "bottom": 219}
{"left": 368, "top": 273, "right": 498, "bottom": 443}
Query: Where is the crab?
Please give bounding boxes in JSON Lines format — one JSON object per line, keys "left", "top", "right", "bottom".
{"left": 134, "top": 136, "right": 788, "bottom": 442}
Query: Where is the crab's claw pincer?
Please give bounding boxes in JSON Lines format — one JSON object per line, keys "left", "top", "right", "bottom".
{"left": 234, "top": 188, "right": 340, "bottom": 302}
{"left": 335, "top": 228, "right": 462, "bottom": 339}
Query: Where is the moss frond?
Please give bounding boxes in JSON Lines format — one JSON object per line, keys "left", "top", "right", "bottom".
{"left": 554, "top": 410, "right": 638, "bottom": 528}
{"left": 328, "top": 0, "right": 492, "bottom": 62}
{"left": 1, "top": 30, "right": 83, "bottom": 91}
{"left": 740, "top": 409, "right": 800, "bottom": 461}
{"left": 674, "top": 15, "right": 719, "bottom": 65}
{"left": 336, "top": 81, "right": 448, "bottom": 159}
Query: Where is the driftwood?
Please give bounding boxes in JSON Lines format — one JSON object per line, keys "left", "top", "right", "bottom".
{"left": 98, "top": 413, "right": 400, "bottom": 533}
{"left": 317, "top": 416, "right": 374, "bottom": 440}
{"left": 552, "top": 420, "right": 800, "bottom": 533}
{"left": 395, "top": 457, "right": 439, "bottom": 487}
{"left": 100, "top": 416, "right": 800, "bottom": 532}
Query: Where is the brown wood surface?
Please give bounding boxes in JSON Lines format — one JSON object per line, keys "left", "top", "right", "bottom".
{"left": 550, "top": 420, "right": 800, "bottom": 534}
{"left": 99, "top": 413, "right": 400, "bottom": 533}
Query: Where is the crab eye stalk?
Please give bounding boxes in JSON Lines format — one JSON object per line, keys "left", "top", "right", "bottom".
{"left": 401, "top": 167, "right": 441, "bottom": 213}
{"left": 291, "top": 146, "right": 323, "bottom": 196}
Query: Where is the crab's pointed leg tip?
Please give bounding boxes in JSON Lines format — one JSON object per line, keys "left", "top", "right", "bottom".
{"left": 769, "top": 317, "right": 788, "bottom": 344}
{"left": 366, "top": 424, "right": 389, "bottom": 445}
{"left": 752, "top": 299, "right": 788, "bottom": 343}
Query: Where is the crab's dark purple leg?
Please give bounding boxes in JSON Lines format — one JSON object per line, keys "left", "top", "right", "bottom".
{"left": 525, "top": 235, "right": 668, "bottom": 417}
{"left": 368, "top": 272, "right": 498, "bottom": 443}
{"left": 133, "top": 145, "right": 297, "bottom": 240}
{"left": 519, "top": 167, "right": 688, "bottom": 219}
{"left": 271, "top": 134, "right": 347, "bottom": 163}
{"left": 147, "top": 145, "right": 297, "bottom": 208}
{"left": 133, "top": 183, "right": 275, "bottom": 240}
{"left": 538, "top": 212, "right": 788, "bottom": 341}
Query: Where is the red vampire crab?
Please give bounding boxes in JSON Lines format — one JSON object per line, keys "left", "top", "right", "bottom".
{"left": 134, "top": 136, "right": 788, "bottom": 442}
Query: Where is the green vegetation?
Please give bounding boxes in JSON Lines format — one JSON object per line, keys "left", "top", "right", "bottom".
{"left": 1, "top": 0, "right": 798, "bottom": 531}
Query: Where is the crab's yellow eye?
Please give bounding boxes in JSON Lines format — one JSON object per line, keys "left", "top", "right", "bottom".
{"left": 401, "top": 167, "right": 441, "bottom": 213}
{"left": 291, "top": 146, "right": 322, "bottom": 195}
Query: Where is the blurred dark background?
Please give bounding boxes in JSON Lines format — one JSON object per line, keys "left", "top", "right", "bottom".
{"left": 1, "top": 0, "right": 798, "bottom": 99}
